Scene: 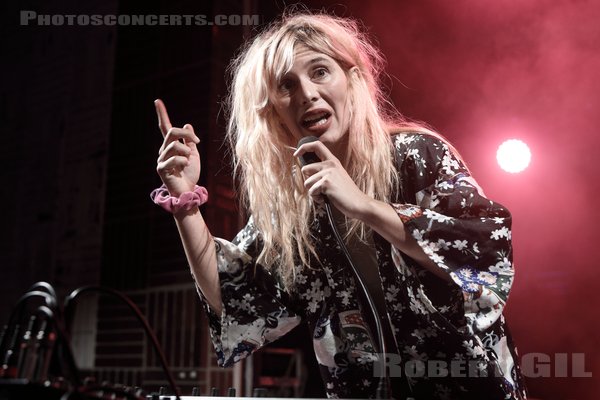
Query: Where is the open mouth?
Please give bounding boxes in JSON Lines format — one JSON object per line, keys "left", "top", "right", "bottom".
{"left": 301, "top": 111, "right": 331, "bottom": 129}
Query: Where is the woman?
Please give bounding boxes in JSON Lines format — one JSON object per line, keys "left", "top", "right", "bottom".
{"left": 151, "top": 12, "right": 527, "bottom": 400}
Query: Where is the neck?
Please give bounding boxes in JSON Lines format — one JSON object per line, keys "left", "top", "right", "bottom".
{"left": 328, "top": 135, "right": 349, "bottom": 164}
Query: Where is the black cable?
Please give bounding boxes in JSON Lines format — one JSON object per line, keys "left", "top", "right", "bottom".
{"left": 15, "top": 314, "right": 37, "bottom": 379}
{"left": 17, "top": 305, "right": 54, "bottom": 381}
{"left": 32, "top": 305, "right": 57, "bottom": 382}
{"left": 1, "top": 284, "right": 60, "bottom": 380}
{"left": 8, "top": 283, "right": 82, "bottom": 386}
{"left": 297, "top": 136, "right": 390, "bottom": 398}
{"left": 4, "top": 291, "right": 57, "bottom": 330}
{"left": 64, "top": 286, "right": 181, "bottom": 400}
{"left": 324, "top": 201, "right": 390, "bottom": 399}
{"left": 27, "top": 281, "right": 58, "bottom": 302}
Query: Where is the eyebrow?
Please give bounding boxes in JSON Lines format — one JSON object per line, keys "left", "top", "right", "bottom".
{"left": 307, "top": 57, "right": 331, "bottom": 65}
{"left": 277, "top": 56, "right": 333, "bottom": 81}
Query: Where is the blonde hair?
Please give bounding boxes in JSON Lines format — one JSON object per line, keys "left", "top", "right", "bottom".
{"left": 226, "top": 12, "right": 431, "bottom": 288}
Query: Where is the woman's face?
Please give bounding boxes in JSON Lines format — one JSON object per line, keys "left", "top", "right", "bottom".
{"left": 270, "top": 46, "right": 350, "bottom": 156}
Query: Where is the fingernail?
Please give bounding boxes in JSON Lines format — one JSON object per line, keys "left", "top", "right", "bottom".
{"left": 194, "top": 136, "right": 200, "bottom": 143}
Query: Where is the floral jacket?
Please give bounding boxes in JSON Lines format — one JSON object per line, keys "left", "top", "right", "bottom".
{"left": 197, "top": 132, "right": 528, "bottom": 399}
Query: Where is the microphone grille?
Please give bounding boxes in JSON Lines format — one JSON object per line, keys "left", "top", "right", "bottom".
{"left": 297, "top": 135, "right": 319, "bottom": 147}
{"left": 297, "top": 136, "right": 320, "bottom": 166}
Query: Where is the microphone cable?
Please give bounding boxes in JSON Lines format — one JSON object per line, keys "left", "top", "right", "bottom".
{"left": 297, "top": 136, "right": 391, "bottom": 399}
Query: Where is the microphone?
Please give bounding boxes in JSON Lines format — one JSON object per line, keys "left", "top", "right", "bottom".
{"left": 0, "top": 323, "right": 21, "bottom": 378}
{"left": 297, "top": 136, "right": 321, "bottom": 166}
{"left": 296, "top": 136, "right": 391, "bottom": 399}
{"left": 16, "top": 315, "right": 37, "bottom": 379}
{"left": 34, "top": 317, "right": 55, "bottom": 382}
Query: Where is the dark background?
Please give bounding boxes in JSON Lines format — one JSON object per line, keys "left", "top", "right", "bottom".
{"left": 1, "top": 0, "right": 599, "bottom": 398}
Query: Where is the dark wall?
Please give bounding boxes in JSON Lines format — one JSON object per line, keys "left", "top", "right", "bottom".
{"left": 0, "top": 0, "right": 252, "bottom": 309}
{"left": 0, "top": 0, "right": 256, "bottom": 394}
{"left": 0, "top": 0, "right": 118, "bottom": 321}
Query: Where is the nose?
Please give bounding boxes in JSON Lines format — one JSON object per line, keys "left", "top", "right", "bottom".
{"left": 297, "top": 78, "right": 318, "bottom": 104}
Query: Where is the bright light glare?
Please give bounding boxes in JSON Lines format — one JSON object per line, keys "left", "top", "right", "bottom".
{"left": 496, "top": 139, "right": 531, "bottom": 173}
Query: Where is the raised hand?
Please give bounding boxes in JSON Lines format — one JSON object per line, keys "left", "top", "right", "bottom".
{"left": 154, "top": 99, "right": 201, "bottom": 196}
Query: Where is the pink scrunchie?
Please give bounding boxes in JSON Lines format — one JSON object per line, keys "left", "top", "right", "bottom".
{"left": 150, "top": 184, "right": 208, "bottom": 213}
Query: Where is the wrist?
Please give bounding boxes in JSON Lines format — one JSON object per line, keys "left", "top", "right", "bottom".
{"left": 150, "top": 184, "right": 208, "bottom": 214}
{"left": 350, "top": 195, "right": 378, "bottom": 222}
{"left": 166, "top": 182, "right": 196, "bottom": 197}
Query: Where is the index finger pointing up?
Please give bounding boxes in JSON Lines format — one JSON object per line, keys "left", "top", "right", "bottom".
{"left": 154, "top": 99, "right": 172, "bottom": 137}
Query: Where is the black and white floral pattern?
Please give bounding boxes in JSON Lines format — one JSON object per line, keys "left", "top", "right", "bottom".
{"left": 196, "top": 133, "right": 527, "bottom": 399}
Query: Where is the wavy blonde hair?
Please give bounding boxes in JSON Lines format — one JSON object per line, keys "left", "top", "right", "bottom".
{"left": 226, "top": 12, "right": 431, "bottom": 287}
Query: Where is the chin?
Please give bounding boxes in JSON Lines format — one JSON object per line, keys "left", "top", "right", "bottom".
{"left": 320, "top": 131, "right": 346, "bottom": 146}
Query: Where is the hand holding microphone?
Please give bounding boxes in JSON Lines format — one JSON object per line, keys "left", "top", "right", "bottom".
{"left": 294, "top": 136, "right": 370, "bottom": 219}
{"left": 297, "top": 136, "right": 322, "bottom": 167}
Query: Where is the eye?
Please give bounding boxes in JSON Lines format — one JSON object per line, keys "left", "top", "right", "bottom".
{"left": 278, "top": 78, "right": 295, "bottom": 92}
{"left": 313, "top": 67, "right": 329, "bottom": 79}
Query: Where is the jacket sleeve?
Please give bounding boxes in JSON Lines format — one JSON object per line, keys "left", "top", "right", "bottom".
{"left": 196, "top": 217, "right": 301, "bottom": 367}
{"left": 390, "top": 132, "right": 514, "bottom": 333}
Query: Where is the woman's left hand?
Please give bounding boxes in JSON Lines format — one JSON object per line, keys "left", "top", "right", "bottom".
{"left": 294, "top": 140, "right": 370, "bottom": 219}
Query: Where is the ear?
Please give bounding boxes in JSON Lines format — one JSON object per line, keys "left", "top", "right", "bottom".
{"left": 346, "top": 67, "right": 362, "bottom": 93}
{"left": 346, "top": 66, "right": 360, "bottom": 100}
